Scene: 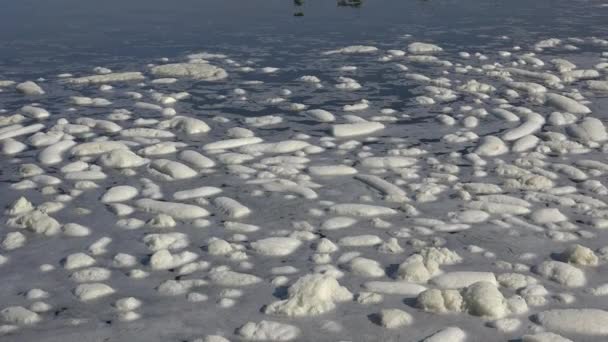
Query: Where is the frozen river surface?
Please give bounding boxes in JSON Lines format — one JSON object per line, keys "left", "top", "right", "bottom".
{"left": 1, "top": 0, "right": 608, "bottom": 341}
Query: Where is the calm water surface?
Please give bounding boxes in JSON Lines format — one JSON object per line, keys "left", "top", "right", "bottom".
{"left": 0, "top": 0, "right": 606, "bottom": 75}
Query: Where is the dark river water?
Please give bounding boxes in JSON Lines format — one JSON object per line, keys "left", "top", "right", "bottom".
{"left": 1, "top": 0, "right": 607, "bottom": 75}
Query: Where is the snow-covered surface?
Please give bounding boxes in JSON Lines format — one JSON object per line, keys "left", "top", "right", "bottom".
{"left": 1, "top": 1, "right": 608, "bottom": 341}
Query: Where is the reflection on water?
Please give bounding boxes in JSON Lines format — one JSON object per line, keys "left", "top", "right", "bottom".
{"left": 294, "top": 0, "right": 363, "bottom": 16}
{"left": 337, "top": 0, "right": 363, "bottom": 8}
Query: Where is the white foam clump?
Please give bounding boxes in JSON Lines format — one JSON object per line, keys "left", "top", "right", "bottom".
{"left": 309, "top": 165, "right": 357, "bottom": 176}
{"left": 149, "top": 249, "right": 198, "bottom": 270}
{"left": 134, "top": 199, "right": 209, "bottom": 219}
{"left": 149, "top": 159, "right": 198, "bottom": 180}
{"left": 16, "top": 81, "right": 45, "bottom": 95}
{"left": 264, "top": 274, "right": 352, "bottom": 316}
{"left": 173, "top": 186, "right": 222, "bottom": 200}
{"left": 7, "top": 210, "right": 61, "bottom": 235}
{"left": 430, "top": 272, "right": 497, "bottom": 289}
{"left": 502, "top": 111, "right": 545, "bottom": 141}
{"left": 237, "top": 320, "right": 301, "bottom": 341}
{"left": 98, "top": 149, "right": 147, "bottom": 168}
{"left": 330, "top": 203, "right": 397, "bottom": 217}
{"left": 213, "top": 196, "right": 251, "bottom": 218}
{"left": 101, "top": 186, "right": 139, "bottom": 203}
{"left": 62, "top": 223, "right": 91, "bottom": 237}
{"left": 207, "top": 238, "right": 233, "bottom": 256}
{"left": 71, "top": 141, "right": 129, "bottom": 156}
{"left": 535, "top": 309, "right": 608, "bottom": 335}
{"left": 6, "top": 197, "right": 34, "bottom": 216}
{"left": 0, "top": 232, "right": 26, "bottom": 251}
{"left": 534, "top": 260, "right": 586, "bottom": 287}
{"left": 347, "top": 257, "right": 385, "bottom": 277}
{"left": 462, "top": 282, "right": 514, "bottom": 318}
{"left": 417, "top": 281, "right": 517, "bottom": 319}
{"left": 208, "top": 267, "right": 262, "bottom": 286}
{"left": 239, "top": 140, "right": 309, "bottom": 154}
{"left": 355, "top": 174, "right": 408, "bottom": 202}
{"left": 158, "top": 116, "right": 211, "bottom": 135}
{"left": 322, "top": 217, "right": 357, "bottom": 230}
{"left": 363, "top": 281, "right": 427, "bottom": 296}
{"left": 29, "top": 131, "right": 64, "bottom": 148}
{"left": 305, "top": 109, "right": 335, "bottom": 122}
{"left": 262, "top": 180, "right": 318, "bottom": 200}
{"left": 150, "top": 63, "right": 227, "bottom": 80}
{"left": 144, "top": 233, "right": 189, "bottom": 252}
{"left": 423, "top": 327, "right": 466, "bottom": 342}
{"left": 568, "top": 117, "right": 607, "bottom": 142}
{"left": 377, "top": 309, "right": 413, "bottom": 329}
{"left": 70, "top": 267, "right": 111, "bottom": 282}
{"left": 193, "top": 336, "right": 231, "bottom": 342}
{"left": 0, "top": 124, "right": 45, "bottom": 141}
{"left": 408, "top": 42, "right": 443, "bottom": 54}
{"left": 0, "top": 306, "right": 41, "bottom": 325}
{"left": 1, "top": 138, "right": 27, "bottom": 155}
{"left": 564, "top": 244, "right": 598, "bottom": 266}
{"left": 63, "top": 252, "right": 96, "bottom": 270}
{"left": 324, "top": 45, "right": 379, "bottom": 55}
{"left": 545, "top": 93, "right": 591, "bottom": 114}
{"left": 246, "top": 115, "right": 285, "bottom": 128}
{"left": 203, "top": 137, "right": 262, "bottom": 150}
{"left": 530, "top": 208, "right": 566, "bottom": 224}
{"left": 360, "top": 156, "right": 416, "bottom": 168}
{"left": 475, "top": 136, "right": 508, "bottom": 156}
{"left": 20, "top": 105, "right": 49, "bottom": 119}
{"left": 522, "top": 332, "right": 573, "bottom": 342}
{"left": 71, "top": 96, "right": 111, "bottom": 106}
{"left": 338, "top": 235, "right": 382, "bottom": 247}
{"left": 332, "top": 122, "right": 384, "bottom": 137}
{"left": 38, "top": 140, "right": 77, "bottom": 165}
{"left": 120, "top": 127, "right": 175, "bottom": 138}
{"left": 73, "top": 283, "right": 115, "bottom": 301}
{"left": 66, "top": 72, "right": 144, "bottom": 84}
{"left": 251, "top": 237, "right": 302, "bottom": 256}
{"left": 178, "top": 150, "right": 215, "bottom": 168}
